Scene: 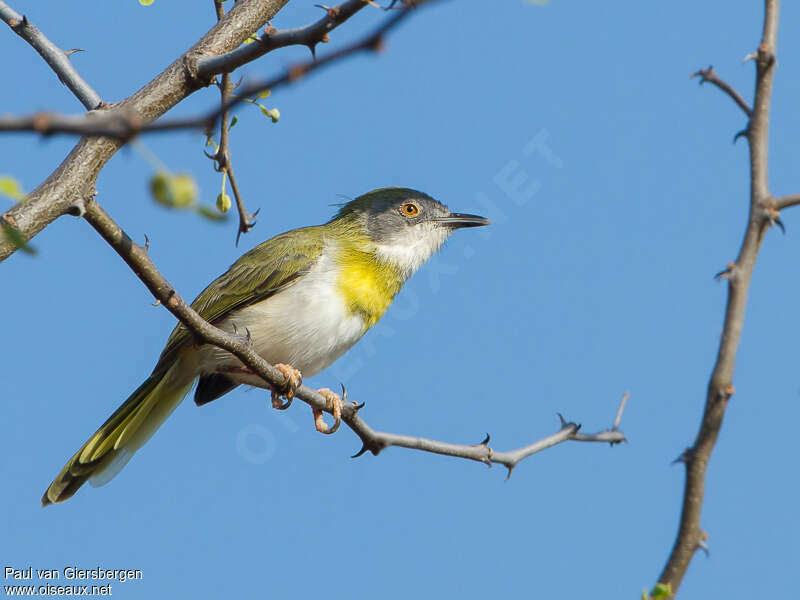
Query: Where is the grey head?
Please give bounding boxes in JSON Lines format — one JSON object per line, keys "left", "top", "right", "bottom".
{"left": 331, "top": 187, "right": 490, "bottom": 275}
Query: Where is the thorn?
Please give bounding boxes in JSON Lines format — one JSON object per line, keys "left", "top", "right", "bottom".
{"left": 672, "top": 447, "right": 692, "bottom": 465}
{"left": 698, "top": 530, "right": 710, "bottom": 557}
{"left": 504, "top": 464, "right": 514, "bottom": 481}
{"left": 307, "top": 43, "right": 317, "bottom": 61}
{"left": 351, "top": 443, "right": 369, "bottom": 459}
{"left": 743, "top": 51, "right": 758, "bottom": 63}
{"left": 714, "top": 262, "right": 736, "bottom": 280}
{"left": 21, "top": 15, "right": 28, "bottom": 26}
{"left": 152, "top": 299, "right": 161, "bottom": 307}
{"left": 143, "top": 234, "right": 150, "bottom": 252}
{"left": 244, "top": 327, "right": 252, "bottom": 343}
{"left": 774, "top": 216, "right": 786, "bottom": 234}
{"left": 557, "top": 412, "right": 567, "bottom": 428}
{"left": 64, "top": 48, "right": 85, "bottom": 58}
{"left": 340, "top": 383, "right": 347, "bottom": 404}
{"left": 476, "top": 433, "right": 491, "bottom": 446}
{"left": 733, "top": 128, "right": 748, "bottom": 144}
{"left": 352, "top": 401, "right": 366, "bottom": 412}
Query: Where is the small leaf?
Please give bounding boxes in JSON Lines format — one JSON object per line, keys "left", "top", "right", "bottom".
{"left": 257, "top": 90, "right": 271, "bottom": 99}
{"left": 0, "top": 176, "right": 24, "bottom": 201}
{"left": 2, "top": 220, "right": 37, "bottom": 255}
{"left": 649, "top": 583, "right": 672, "bottom": 599}
{"left": 139, "top": 0, "right": 155, "bottom": 5}
{"left": 259, "top": 105, "right": 280, "bottom": 123}
{"left": 216, "top": 192, "right": 231, "bottom": 214}
{"left": 243, "top": 34, "right": 259, "bottom": 45}
{"left": 196, "top": 205, "right": 228, "bottom": 222}
{"left": 230, "top": 116, "right": 238, "bottom": 128}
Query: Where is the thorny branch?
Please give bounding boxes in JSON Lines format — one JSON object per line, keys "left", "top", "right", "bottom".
{"left": 0, "top": 1, "right": 421, "bottom": 139}
{"left": 690, "top": 66, "right": 752, "bottom": 117}
{"left": 82, "top": 197, "right": 628, "bottom": 472}
{"left": 208, "top": 0, "right": 258, "bottom": 246}
{"left": 655, "top": 0, "right": 789, "bottom": 596}
{"left": 0, "top": 1, "right": 101, "bottom": 110}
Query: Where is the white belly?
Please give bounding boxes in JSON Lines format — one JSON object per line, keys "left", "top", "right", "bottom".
{"left": 197, "top": 253, "right": 366, "bottom": 383}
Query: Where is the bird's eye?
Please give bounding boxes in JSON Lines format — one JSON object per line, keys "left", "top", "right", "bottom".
{"left": 401, "top": 201, "right": 420, "bottom": 217}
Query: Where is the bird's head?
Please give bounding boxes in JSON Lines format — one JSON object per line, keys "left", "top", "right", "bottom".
{"left": 330, "top": 187, "right": 490, "bottom": 277}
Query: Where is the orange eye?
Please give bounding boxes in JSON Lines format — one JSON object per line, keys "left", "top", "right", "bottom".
{"left": 401, "top": 202, "right": 420, "bottom": 217}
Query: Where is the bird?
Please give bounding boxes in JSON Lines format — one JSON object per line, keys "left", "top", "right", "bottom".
{"left": 41, "top": 187, "right": 489, "bottom": 505}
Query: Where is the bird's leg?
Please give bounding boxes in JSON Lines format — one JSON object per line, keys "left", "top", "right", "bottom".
{"left": 219, "top": 363, "right": 301, "bottom": 410}
{"left": 271, "top": 363, "right": 302, "bottom": 410}
{"left": 313, "top": 387, "right": 344, "bottom": 434}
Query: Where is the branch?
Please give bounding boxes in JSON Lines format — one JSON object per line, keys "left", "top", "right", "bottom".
{"left": 0, "top": 1, "right": 101, "bottom": 110}
{"left": 82, "top": 196, "right": 628, "bottom": 472}
{"left": 208, "top": 0, "right": 258, "bottom": 245}
{"left": 0, "top": 1, "right": 425, "bottom": 139}
{"left": 691, "top": 66, "right": 752, "bottom": 117}
{"left": 774, "top": 193, "right": 800, "bottom": 210}
{"left": 195, "top": 0, "right": 372, "bottom": 78}
{"left": 656, "top": 0, "right": 780, "bottom": 596}
{"left": 0, "top": 0, "right": 292, "bottom": 263}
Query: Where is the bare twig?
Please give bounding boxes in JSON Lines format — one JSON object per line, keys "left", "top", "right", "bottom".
{"left": 82, "top": 196, "right": 627, "bottom": 471}
{"left": 208, "top": 0, "right": 258, "bottom": 245}
{"left": 0, "top": 2, "right": 424, "bottom": 139}
{"left": 774, "top": 193, "right": 800, "bottom": 210}
{"left": 0, "top": 1, "right": 101, "bottom": 110}
{"left": 656, "top": 1, "right": 780, "bottom": 596}
{"left": 195, "top": 0, "right": 373, "bottom": 78}
{"left": 690, "top": 66, "right": 752, "bottom": 117}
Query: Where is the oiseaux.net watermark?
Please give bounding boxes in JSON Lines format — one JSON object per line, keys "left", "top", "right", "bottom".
{"left": 3, "top": 566, "right": 142, "bottom": 596}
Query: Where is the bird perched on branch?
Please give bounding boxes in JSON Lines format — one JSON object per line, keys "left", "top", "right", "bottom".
{"left": 42, "top": 187, "right": 489, "bottom": 505}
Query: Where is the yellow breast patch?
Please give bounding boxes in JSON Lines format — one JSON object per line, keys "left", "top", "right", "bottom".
{"left": 335, "top": 247, "right": 404, "bottom": 330}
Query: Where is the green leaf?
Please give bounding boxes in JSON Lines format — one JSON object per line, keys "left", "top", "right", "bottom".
{"left": 2, "top": 220, "right": 37, "bottom": 255}
{"left": 259, "top": 105, "right": 280, "bottom": 123}
{"left": 229, "top": 116, "right": 238, "bottom": 128}
{"left": 216, "top": 192, "right": 231, "bottom": 214}
{"left": 649, "top": 583, "right": 672, "bottom": 599}
{"left": 139, "top": 0, "right": 154, "bottom": 5}
{"left": 243, "top": 34, "right": 259, "bottom": 45}
{"left": 0, "top": 176, "right": 24, "bottom": 201}
{"left": 257, "top": 90, "right": 271, "bottom": 99}
{"left": 196, "top": 205, "right": 228, "bottom": 222}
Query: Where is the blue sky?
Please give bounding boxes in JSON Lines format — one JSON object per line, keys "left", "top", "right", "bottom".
{"left": 2, "top": 1, "right": 798, "bottom": 598}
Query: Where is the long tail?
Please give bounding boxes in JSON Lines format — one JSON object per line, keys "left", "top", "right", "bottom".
{"left": 42, "top": 363, "right": 193, "bottom": 506}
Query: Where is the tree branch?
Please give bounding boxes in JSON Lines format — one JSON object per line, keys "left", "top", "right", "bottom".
{"left": 82, "top": 196, "right": 627, "bottom": 472}
{"left": 0, "top": 2, "right": 423, "bottom": 140}
{"left": 773, "top": 193, "right": 800, "bottom": 210}
{"left": 690, "top": 66, "right": 752, "bottom": 117}
{"left": 0, "top": 0, "right": 292, "bottom": 263}
{"left": 208, "top": 0, "right": 258, "bottom": 246}
{"left": 655, "top": 1, "right": 780, "bottom": 596}
{"left": 195, "top": 0, "right": 373, "bottom": 79}
{"left": 0, "top": 1, "right": 101, "bottom": 110}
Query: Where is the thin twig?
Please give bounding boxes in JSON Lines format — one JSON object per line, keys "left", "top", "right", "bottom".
{"left": 0, "top": 3, "right": 424, "bottom": 139}
{"left": 774, "top": 193, "right": 800, "bottom": 210}
{"left": 655, "top": 1, "right": 780, "bottom": 596}
{"left": 209, "top": 0, "right": 257, "bottom": 245}
{"left": 691, "top": 66, "right": 752, "bottom": 117}
{"left": 195, "top": 0, "right": 373, "bottom": 79}
{"left": 0, "top": 1, "right": 101, "bottom": 110}
{"left": 82, "top": 197, "right": 627, "bottom": 471}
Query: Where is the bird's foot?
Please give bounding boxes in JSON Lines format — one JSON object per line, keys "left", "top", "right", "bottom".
{"left": 270, "top": 363, "right": 302, "bottom": 410}
{"left": 313, "top": 387, "right": 344, "bottom": 434}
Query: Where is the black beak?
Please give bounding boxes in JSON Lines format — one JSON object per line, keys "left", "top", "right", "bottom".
{"left": 434, "top": 213, "right": 491, "bottom": 229}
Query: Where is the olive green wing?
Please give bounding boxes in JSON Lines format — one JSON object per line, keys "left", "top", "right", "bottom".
{"left": 154, "top": 225, "right": 324, "bottom": 373}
